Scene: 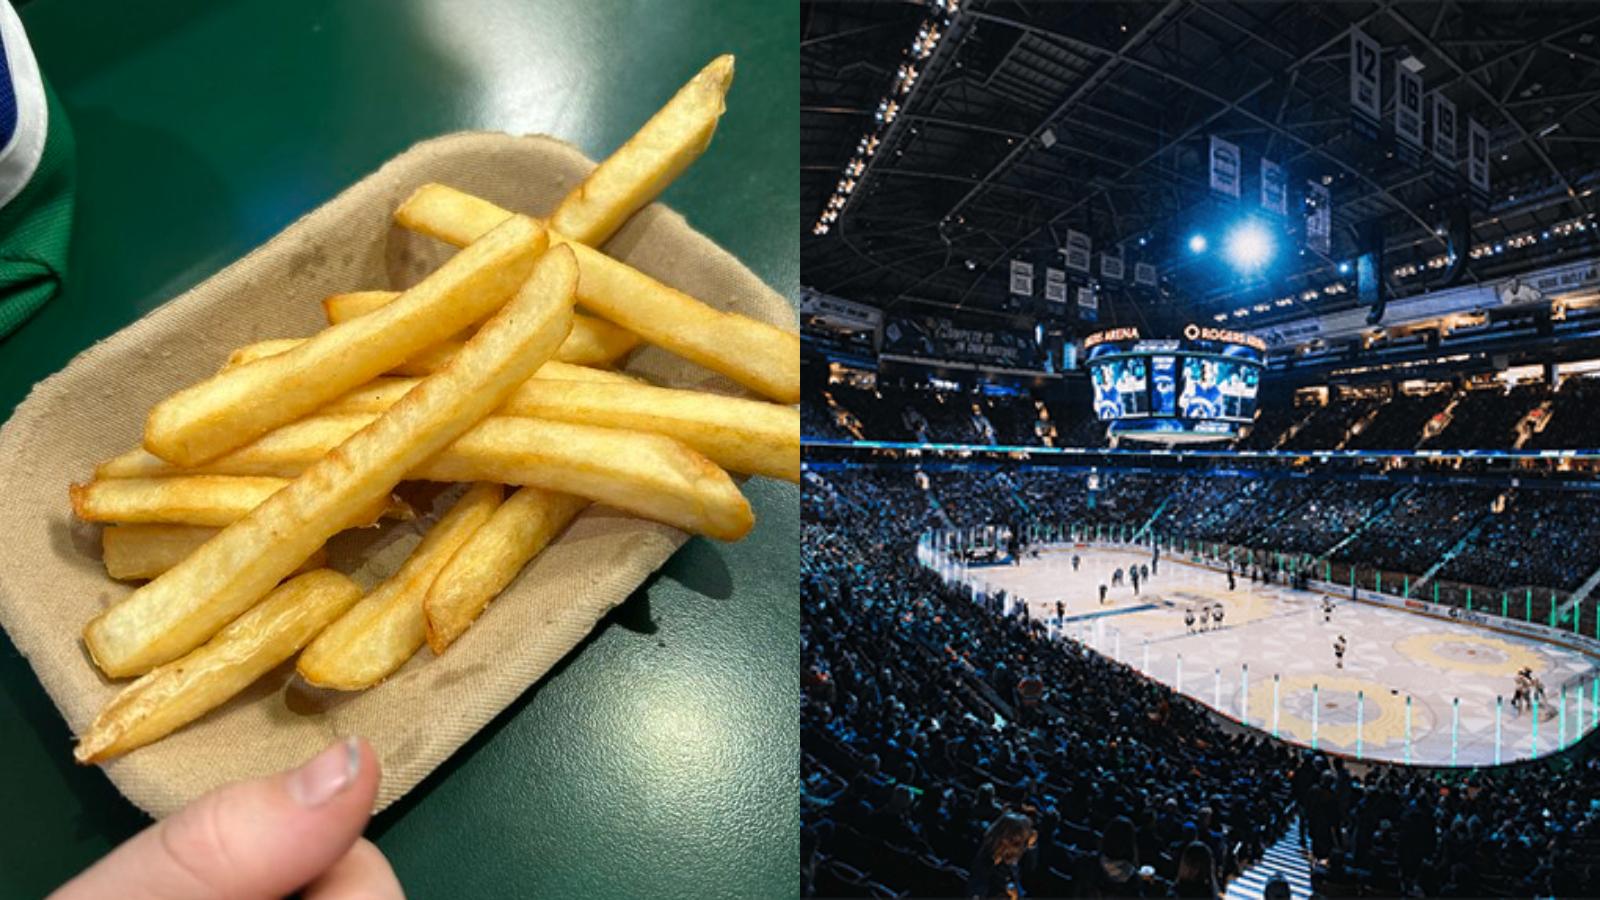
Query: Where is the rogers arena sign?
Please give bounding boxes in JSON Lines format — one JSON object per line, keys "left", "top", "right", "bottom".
{"left": 1182, "top": 323, "right": 1268, "bottom": 352}
{"left": 1083, "top": 326, "right": 1141, "bottom": 349}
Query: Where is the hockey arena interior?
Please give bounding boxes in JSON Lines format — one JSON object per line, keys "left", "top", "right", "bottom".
{"left": 802, "top": 2, "right": 1600, "bottom": 898}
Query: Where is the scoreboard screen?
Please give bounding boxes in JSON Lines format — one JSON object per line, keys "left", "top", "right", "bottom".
{"left": 1083, "top": 325, "right": 1266, "bottom": 442}
{"left": 1179, "top": 357, "right": 1260, "bottom": 420}
{"left": 1091, "top": 357, "right": 1149, "bottom": 419}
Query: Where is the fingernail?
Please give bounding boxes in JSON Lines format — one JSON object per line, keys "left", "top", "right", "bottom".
{"left": 287, "top": 737, "right": 361, "bottom": 807}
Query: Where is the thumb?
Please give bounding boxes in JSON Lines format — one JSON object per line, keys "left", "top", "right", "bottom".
{"left": 53, "top": 737, "right": 383, "bottom": 900}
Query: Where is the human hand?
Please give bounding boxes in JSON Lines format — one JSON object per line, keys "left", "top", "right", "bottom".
{"left": 51, "top": 737, "right": 402, "bottom": 900}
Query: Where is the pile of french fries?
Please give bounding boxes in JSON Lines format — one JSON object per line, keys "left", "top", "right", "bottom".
{"left": 68, "top": 55, "right": 799, "bottom": 763}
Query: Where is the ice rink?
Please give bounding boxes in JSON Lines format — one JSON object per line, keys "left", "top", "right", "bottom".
{"left": 959, "top": 544, "right": 1600, "bottom": 767}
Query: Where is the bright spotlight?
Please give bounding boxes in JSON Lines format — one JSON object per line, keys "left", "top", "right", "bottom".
{"left": 1338, "top": 261, "right": 1351, "bottom": 275}
{"left": 1224, "top": 220, "right": 1274, "bottom": 270}
{"left": 1188, "top": 233, "right": 1208, "bottom": 254}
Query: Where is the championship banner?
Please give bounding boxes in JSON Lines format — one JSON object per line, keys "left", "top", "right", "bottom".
{"left": 1467, "top": 117, "right": 1491, "bottom": 201}
{"left": 1209, "top": 135, "right": 1241, "bottom": 198}
{"left": 881, "top": 315, "right": 1040, "bottom": 368}
{"left": 1133, "top": 261, "right": 1158, "bottom": 287}
{"left": 1063, "top": 229, "right": 1092, "bottom": 273}
{"left": 1043, "top": 267, "right": 1068, "bottom": 304}
{"left": 1395, "top": 61, "right": 1425, "bottom": 159}
{"left": 1432, "top": 92, "right": 1458, "bottom": 172}
{"left": 1349, "top": 26, "right": 1381, "bottom": 136}
{"left": 1259, "top": 157, "right": 1287, "bottom": 216}
{"left": 799, "top": 288, "right": 882, "bottom": 332}
{"left": 1008, "top": 258, "right": 1034, "bottom": 296}
{"left": 1076, "top": 285, "right": 1098, "bottom": 322}
{"left": 1100, "top": 247, "right": 1124, "bottom": 281}
{"left": 1305, "top": 179, "right": 1331, "bottom": 257}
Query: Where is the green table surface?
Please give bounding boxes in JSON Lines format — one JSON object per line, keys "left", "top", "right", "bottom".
{"left": 0, "top": 2, "right": 797, "bottom": 897}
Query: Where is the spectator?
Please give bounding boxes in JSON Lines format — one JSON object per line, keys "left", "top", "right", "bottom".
{"left": 1170, "top": 842, "right": 1219, "bottom": 899}
{"left": 1078, "top": 815, "right": 1144, "bottom": 897}
{"left": 967, "top": 812, "right": 1036, "bottom": 899}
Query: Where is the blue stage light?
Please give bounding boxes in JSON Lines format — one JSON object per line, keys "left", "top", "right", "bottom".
{"left": 1338, "top": 261, "right": 1351, "bottom": 275}
{"left": 1224, "top": 220, "right": 1274, "bottom": 271}
{"left": 1188, "top": 233, "right": 1208, "bottom": 254}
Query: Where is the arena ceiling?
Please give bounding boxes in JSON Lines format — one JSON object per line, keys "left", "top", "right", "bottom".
{"left": 801, "top": 0, "right": 1600, "bottom": 333}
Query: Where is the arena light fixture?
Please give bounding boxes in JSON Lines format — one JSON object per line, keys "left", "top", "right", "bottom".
{"left": 809, "top": 5, "right": 962, "bottom": 236}
{"left": 1223, "top": 220, "right": 1274, "bottom": 271}
{"left": 1338, "top": 261, "right": 1351, "bottom": 275}
{"left": 1188, "top": 233, "right": 1208, "bottom": 254}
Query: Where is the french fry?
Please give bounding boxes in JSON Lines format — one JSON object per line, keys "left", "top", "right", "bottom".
{"left": 93, "top": 414, "right": 752, "bottom": 540}
{"left": 223, "top": 338, "right": 303, "bottom": 367}
{"left": 82, "top": 237, "right": 576, "bottom": 678}
{"left": 394, "top": 184, "right": 801, "bottom": 404}
{"left": 102, "top": 525, "right": 328, "bottom": 581}
{"left": 320, "top": 290, "right": 410, "bottom": 324}
{"left": 306, "top": 377, "right": 798, "bottom": 481}
{"left": 394, "top": 182, "right": 508, "bottom": 245}
{"left": 550, "top": 55, "right": 734, "bottom": 247}
{"left": 496, "top": 379, "right": 797, "bottom": 482}
{"left": 316, "top": 364, "right": 638, "bottom": 413}
{"left": 425, "top": 487, "right": 588, "bottom": 654}
{"left": 144, "top": 216, "right": 548, "bottom": 466}
{"left": 324, "top": 290, "right": 639, "bottom": 367}
{"left": 225, "top": 337, "right": 464, "bottom": 377}
{"left": 69, "top": 476, "right": 411, "bottom": 528}
{"left": 297, "top": 483, "right": 503, "bottom": 690}
{"left": 74, "top": 570, "right": 363, "bottom": 762}
{"left": 225, "top": 332, "right": 639, "bottom": 382}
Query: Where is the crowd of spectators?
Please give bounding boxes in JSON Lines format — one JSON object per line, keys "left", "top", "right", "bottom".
{"left": 1437, "top": 491, "right": 1600, "bottom": 593}
{"left": 1422, "top": 384, "right": 1545, "bottom": 450}
{"left": 802, "top": 465, "right": 1600, "bottom": 897}
{"left": 1279, "top": 398, "right": 1372, "bottom": 451}
{"left": 1331, "top": 487, "right": 1494, "bottom": 579}
{"left": 802, "top": 375, "right": 1600, "bottom": 451}
{"left": 803, "top": 468, "right": 1294, "bottom": 897}
{"left": 1343, "top": 390, "right": 1453, "bottom": 451}
{"left": 818, "top": 465, "right": 1600, "bottom": 607}
{"left": 1528, "top": 376, "right": 1600, "bottom": 450}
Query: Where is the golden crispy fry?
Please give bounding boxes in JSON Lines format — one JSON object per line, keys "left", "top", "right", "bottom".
{"left": 144, "top": 216, "right": 548, "bottom": 466}
{"left": 497, "top": 379, "right": 797, "bottom": 482}
{"left": 308, "top": 377, "right": 797, "bottom": 481}
{"left": 394, "top": 182, "right": 509, "bottom": 245}
{"left": 83, "top": 237, "right": 575, "bottom": 678}
{"left": 92, "top": 413, "right": 752, "bottom": 540}
{"left": 71, "top": 476, "right": 288, "bottom": 526}
{"left": 74, "top": 570, "right": 363, "bottom": 762}
{"left": 226, "top": 330, "right": 638, "bottom": 376}
{"left": 324, "top": 290, "right": 639, "bottom": 367}
{"left": 317, "top": 362, "right": 639, "bottom": 409}
{"left": 297, "top": 483, "right": 503, "bottom": 689}
{"left": 70, "top": 476, "right": 410, "bottom": 528}
{"left": 316, "top": 365, "right": 639, "bottom": 415}
{"left": 551, "top": 55, "right": 734, "bottom": 246}
{"left": 560, "top": 242, "right": 799, "bottom": 402}
{"left": 394, "top": 184, "right": 800, "bottom": 404}
{"left": 102, "top": 524, "right": 328, "bottom": 581}
{"left": 225, "top": 338, "right": 464, "bottom": 377}
{"left": 425, "top": 487, "right": 588, "bottom": 654}
{"left": 421, "top": 418, "right": 753, "bottom": 540}
{"left": 97, "top": 418, "right": 379, "bottom": 480}
{"left": 320, "top": 290, "right": 410, "bottom": 325}
{"left": 223, "top": 338, "right": 303, "bottom": 367}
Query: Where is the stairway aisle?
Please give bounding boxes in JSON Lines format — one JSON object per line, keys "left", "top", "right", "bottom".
{"left": 1224, "top": 819, "right": 1312, "bottom": 900}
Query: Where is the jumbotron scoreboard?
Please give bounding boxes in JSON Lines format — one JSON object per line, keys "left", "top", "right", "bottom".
{"left": 1083, "top": 325, "right": 1266, "bottom": 442}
